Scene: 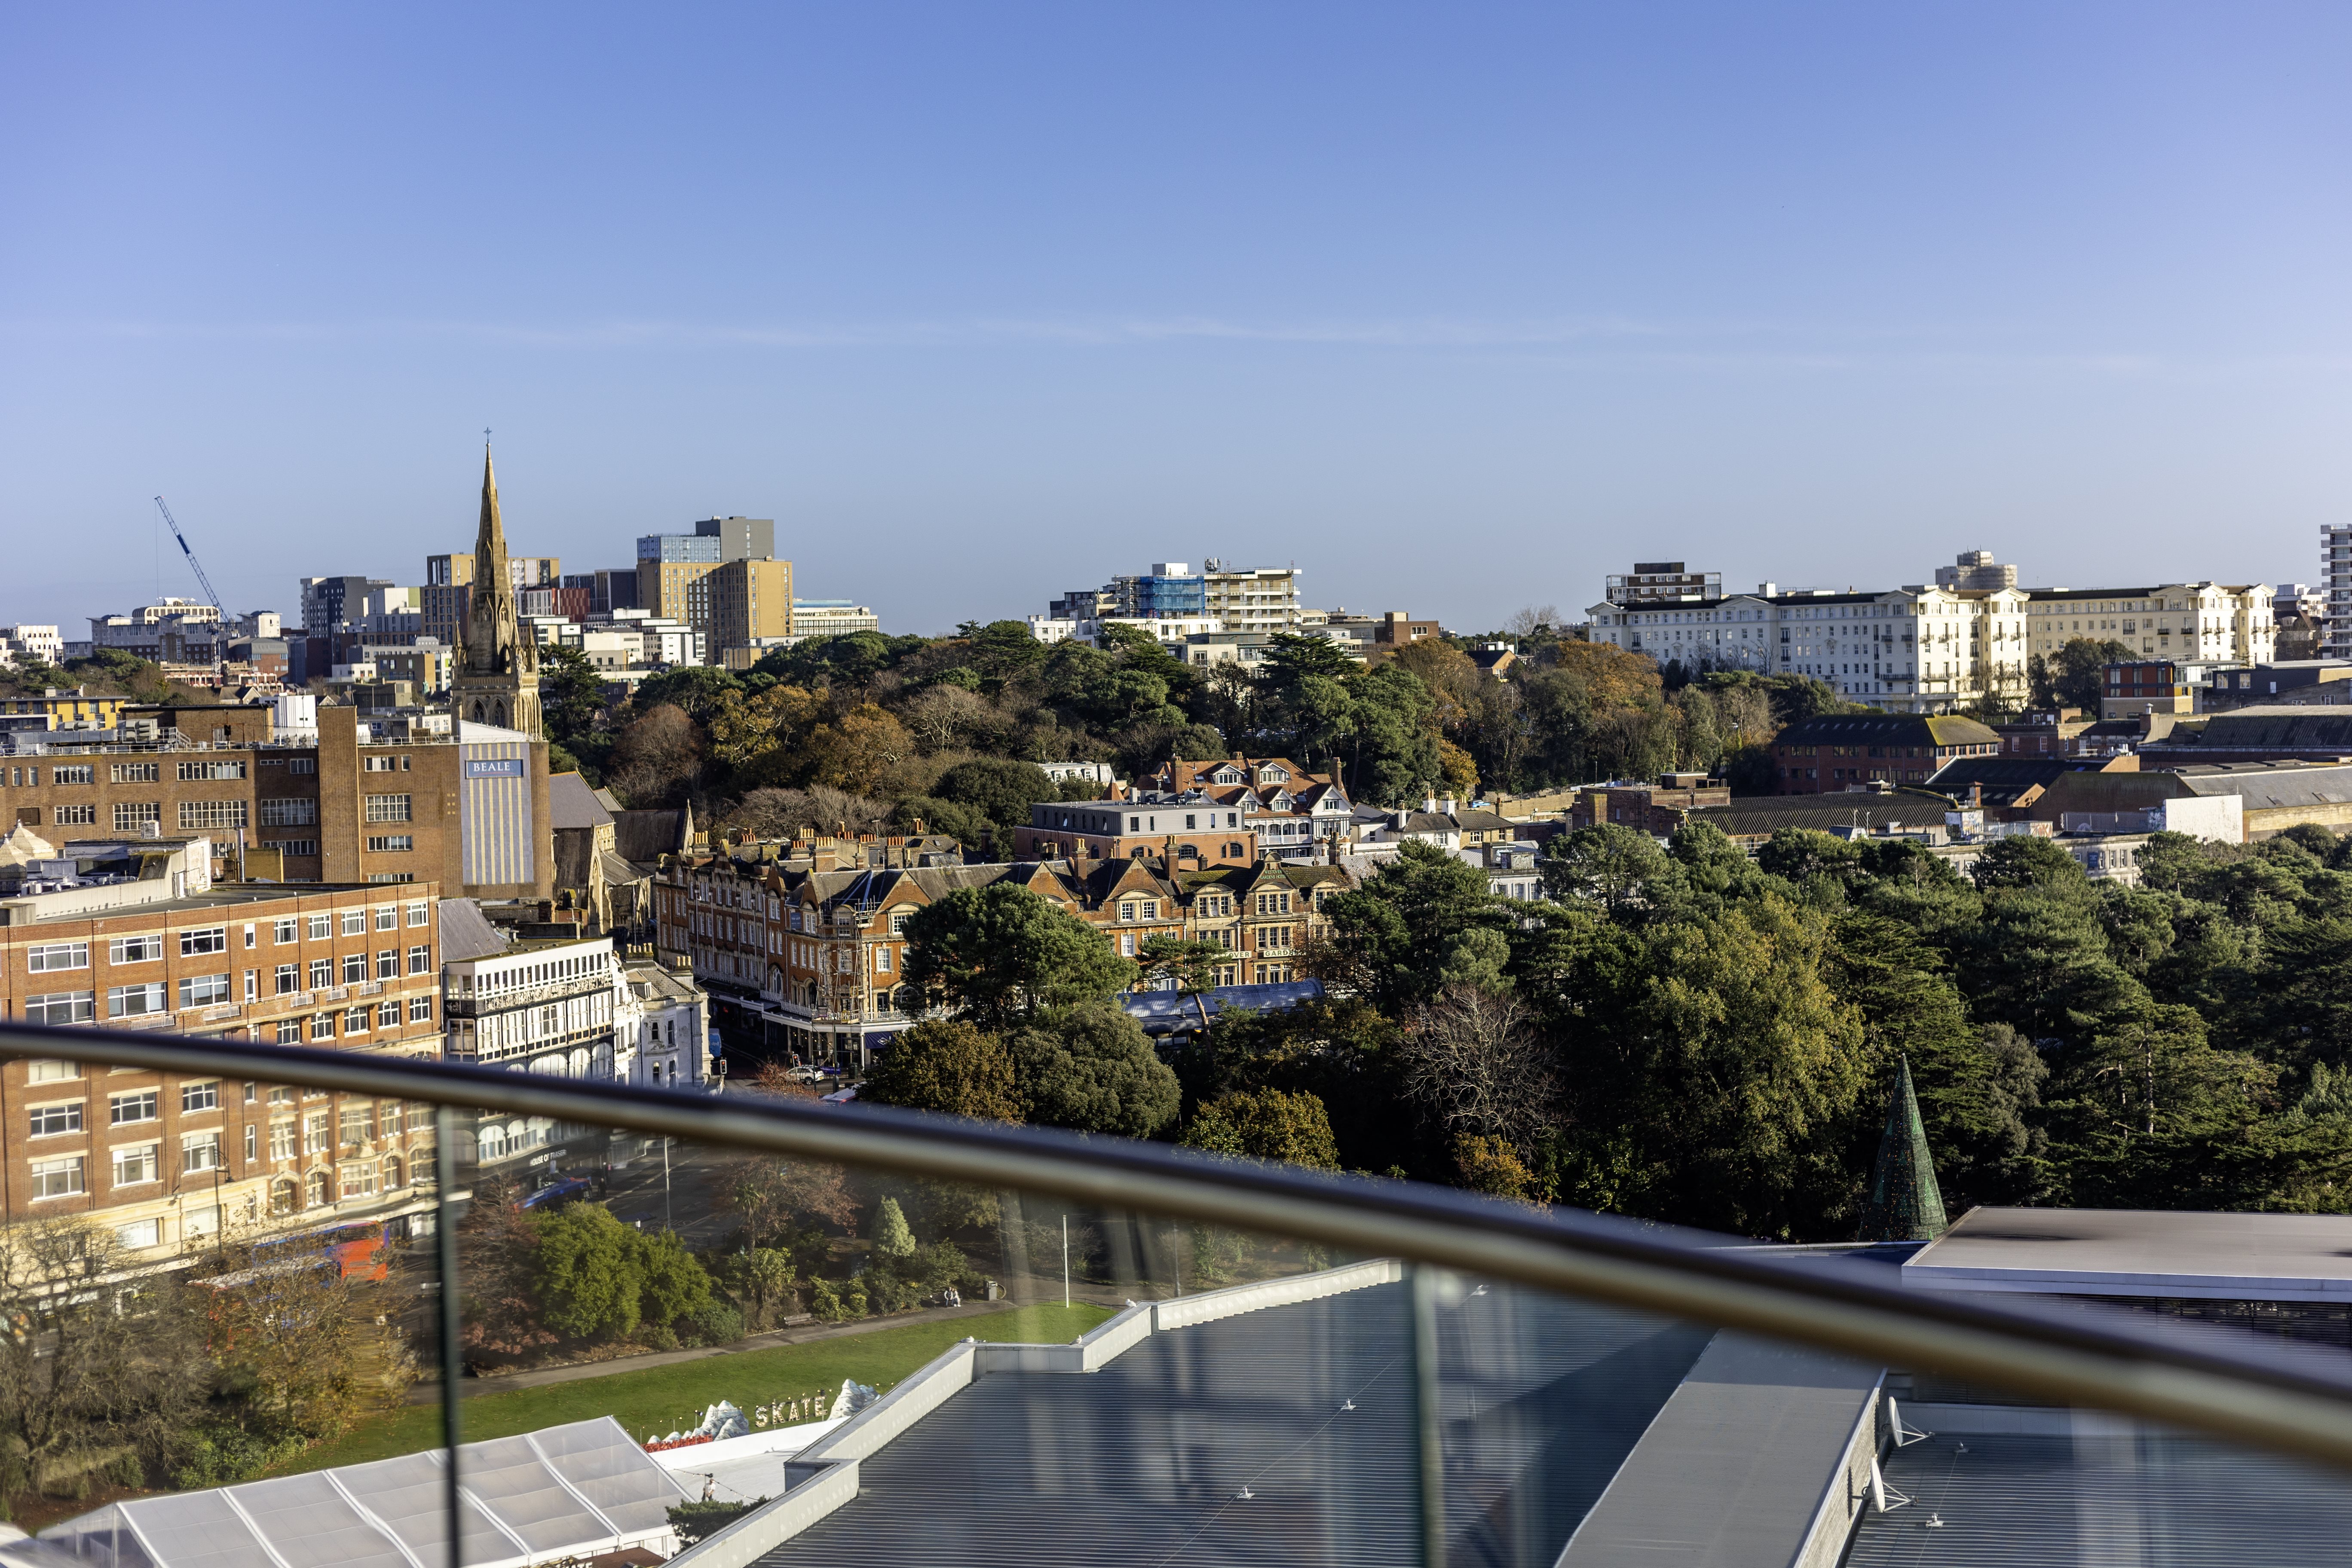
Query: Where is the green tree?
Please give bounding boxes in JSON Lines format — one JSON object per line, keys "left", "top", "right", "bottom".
{"left": 539, "top": 643, "right": 608, "bottom": 750}
{"left": 631, "top": 1227, "right": 714, "bottom": 1330}
{"left": 932, "top": 758, "right": 1061, "bottom": 841}
{"left": 967, "top": 619, "right": 1050, "bottom": 673}
{"left": 1180, "top": 1088, "right": 1341, "bottom": 1169}
{"left": 1540, "top": 824, "right": 1669, "bottom": 916}
{"left": 1828, "top": 910, "right": 2047, "bottom": 1212}
{"left": 1970, "top": 833, "right": 2091, "bottom": 893}
{"left": 860, "top": 1019, "right": 1023, "bottom": 1121}
{"left": 902, "top": 884, "right": 1138, "bottom": 1028}
{"left": 1344, "top": 662, "right": 1443, "bottom": 805}
{"left": 628, "top": 664, "right": 744, "bottom": 724}
{"left": 2029, "top": 637, "right": 2137, "bottom": 710}
{"left": 1557, "top": 894, "right": 1869, "bottom": 1236}
{"left": 1139, "top": 936, "right": 1230, "bottom": 1037}
{"left": 870, "top": 1197, "right": 916, "bottom": 1258}
{"left": 531, "top": 1205, "right": 645, "bottom": 1339}
{"left": 1006, "top": 1001, "right": 1181, "bottom": 1136}
{"left": 1317, "top": 841, "right": 1505, "bottom": 1011}
{"left": 718, "top": 1248, "right": 799, "bottom": 1331}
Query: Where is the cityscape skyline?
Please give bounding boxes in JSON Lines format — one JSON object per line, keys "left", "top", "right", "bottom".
{"left": 8, "top": 5, "right": 2352, "bottom": 632}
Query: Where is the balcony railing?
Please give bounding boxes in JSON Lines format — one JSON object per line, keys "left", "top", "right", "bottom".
{"left": 9, "top": 1019, "right": 2352, "bottom": 1568}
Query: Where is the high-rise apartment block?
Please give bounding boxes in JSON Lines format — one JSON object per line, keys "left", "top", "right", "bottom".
{"left": 694, "top": 515, "right": 775, "bottom": 562}
{"left": 2325, "top": 526, "right": 2352, "bottom": 659}
{"left": 421, "top": 555, "right": 473, "bottom": 648}
{"left": 635, "top": 532, "right": 724, "bottom": 628}
{"left": 1200, "top": 561, "right": 1302, "bottom": 633}
{"left": 709, "top": 559, "right": 794, "bottom": 652}
{"left": 1113, "top": 565, "right": 1210, "bottom": 619}
{"left": 1935, "top": 550, "right": 2018, "bottom": 591}
{"left": 1605, "top": 563, "right": 1722, "bottom": 606}
{"left": 635, "top": 518, "right": 789, "bottom": 654}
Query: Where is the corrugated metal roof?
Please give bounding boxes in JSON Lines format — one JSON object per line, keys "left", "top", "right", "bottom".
{"left": 1845, "top": 1432, "right": 2352, "bottom": 1566}
{"left": 750, "top": 1282, "right": 1710, "bottom": 1568}
{"left": 2173, "top": 762, "right": 2352, "bottom": 811}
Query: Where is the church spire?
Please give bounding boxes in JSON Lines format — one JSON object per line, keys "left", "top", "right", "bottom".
{"left": 453, "top": 441, "right": 541, "bottom": 735}
{"left": 476, "top": 443, "right": 509, "bottom": 590}
{"left": 1856, "top": 1056, "right": 1949, "bottom": 1243}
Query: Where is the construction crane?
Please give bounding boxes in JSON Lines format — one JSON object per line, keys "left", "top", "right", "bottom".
{"left": 152, "top": 495, "right": 224, "bottom": 613}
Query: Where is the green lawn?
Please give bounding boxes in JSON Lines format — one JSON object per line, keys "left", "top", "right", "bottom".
{"left": 274, "top": 1302, "right": 1114, "bottom": 1476}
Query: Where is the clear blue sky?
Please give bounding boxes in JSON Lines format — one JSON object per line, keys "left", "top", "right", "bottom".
{"left": 6, "top": 3, "right": 2351, "bottom": 635}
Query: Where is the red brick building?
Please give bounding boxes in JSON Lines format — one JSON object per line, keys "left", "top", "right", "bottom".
{"left": 0, "top": 839, "right": 441, "bottom": 1263}
{"left": 1772, "top": 714, "right": 2000, "bottom": 793}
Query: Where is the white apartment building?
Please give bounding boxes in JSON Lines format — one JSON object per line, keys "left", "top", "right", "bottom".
{"left": 614, "top": 954, "right": 708, "bottom": 1092}
{"left": 1586, "top": 586, "right": 2032, "bottom": 714}
{"left": 0, "top": 625, "right": 62, "bottom": 666}
{"left": 442, "top": 933, "right": 707, "bottom": 1169}
{"left": 1589, "top": 565, "right": 2270, "bottom": 715}
{"left": 1201, "top": 562, "right": 1302, "bottom": 633}
{"left": 2023, "top": 585, "right": 2274, "bottom": 667}
{"left": 1026, "top": 614, "right": 1225, "bottom": 648}
{"left": 2324, "top": 524, "right": 2352, "bottom": 659}
{"left": 441, "top": 934, "right": 621, "bottom": 1083}
{"left": 791, "top": 600, "right": 881, "bottom": 639}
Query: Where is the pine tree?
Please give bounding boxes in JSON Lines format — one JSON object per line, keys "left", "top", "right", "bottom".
{"left": 871, "top": 1197, "right": 916, "bottom": 1258}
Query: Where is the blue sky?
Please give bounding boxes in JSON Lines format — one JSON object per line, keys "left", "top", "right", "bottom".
{"left": 6, "top": 3, "right": 2351, "bottom": 635}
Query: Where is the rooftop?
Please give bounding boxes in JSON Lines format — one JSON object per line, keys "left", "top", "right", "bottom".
{"left": 1905, "top": 1207, "right": 2352, "bottom": 1304}
{"left": 1848, "top": 1430, "right": 2352, "bottom": 1567}
{"left": 741, "top": 1274, "right": 1715, "bottom": 1568}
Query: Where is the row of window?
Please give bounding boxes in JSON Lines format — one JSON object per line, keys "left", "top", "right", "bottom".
{"left": 18, "top": 906, "right": 424, "bottom": 971}
{"left": 273, "top": 998, "right": 433, "bottom": 1039}
{"left": 64, "top": 800, "right": 253, "bottom": 831}
{"left": 26, "top": 1080, "right": 224, "bottom": 1133}
{"left": 272, "top": 947, "right": 433, "bottom": 992}
{"left": 32, "top": 1148, "right": 423, "bottom": 1207}
{"left": 22, "top": 991, "right": 432, "bottom": 1029}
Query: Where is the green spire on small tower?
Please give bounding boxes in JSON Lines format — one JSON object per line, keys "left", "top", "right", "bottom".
{"left": 1858, "top": 1055, "right": 1949, "bottom": 1242}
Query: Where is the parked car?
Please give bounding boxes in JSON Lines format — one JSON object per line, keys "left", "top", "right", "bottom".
{"left": 786, "top": 1066, "right": 827, "bottom": 1083}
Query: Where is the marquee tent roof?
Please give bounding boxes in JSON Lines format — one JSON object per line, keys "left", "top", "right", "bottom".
{"left": 9, "top": 1418, "right": 688, "bottom": 1568}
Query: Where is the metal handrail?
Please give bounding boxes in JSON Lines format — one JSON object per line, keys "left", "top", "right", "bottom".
{"left": 10, "top": 1021, "right": 2352, "bottom": 1474}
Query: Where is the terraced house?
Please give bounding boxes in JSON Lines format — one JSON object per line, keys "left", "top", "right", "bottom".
{"left": 652, "top": 847, "right": 1352, "bottom": 1066}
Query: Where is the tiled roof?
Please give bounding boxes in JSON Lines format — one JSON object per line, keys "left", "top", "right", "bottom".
{"left": 1684, "top": 791, "right": 1954, "bottom": 838}
{"left": 1774, "top": 713, "right": 2001, "bottom": 747}
{"left": 548, "top": 771, "right": 614, "bottom": 832}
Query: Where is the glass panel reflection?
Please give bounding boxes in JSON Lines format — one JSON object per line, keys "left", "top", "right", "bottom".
{"left": 11, "top": 1051, "right": 2352, "bottom": 1568}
